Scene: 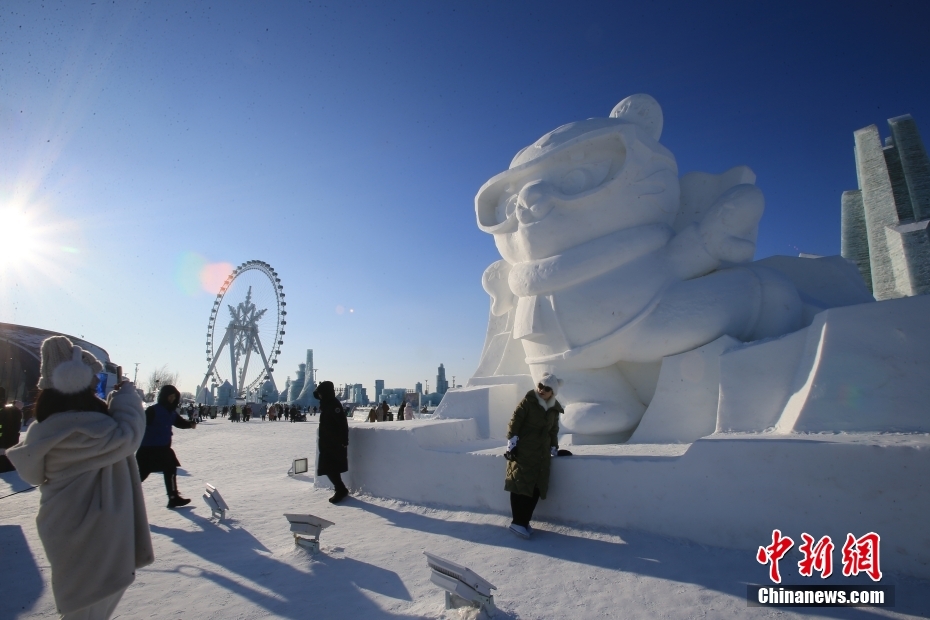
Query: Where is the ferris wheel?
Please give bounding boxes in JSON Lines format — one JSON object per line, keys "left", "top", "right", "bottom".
{"left": 199, "top": 260, "right": 286, "bottom": 400}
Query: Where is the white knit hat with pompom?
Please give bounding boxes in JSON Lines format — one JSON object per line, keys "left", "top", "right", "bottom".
{"left": 538, "top": 372, "right": 563, "bottom": 396}
{"left": 38, "top": 335, "right": 103, "bottom": 394}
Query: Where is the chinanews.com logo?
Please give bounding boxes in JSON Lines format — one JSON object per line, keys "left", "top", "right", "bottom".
{"left": 747, "top": 530, "right": 895, "bottom": 607}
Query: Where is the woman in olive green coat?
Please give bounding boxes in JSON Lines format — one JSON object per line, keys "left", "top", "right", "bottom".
{"left": 504, "top": 373, "right": 563, "bottom": 538}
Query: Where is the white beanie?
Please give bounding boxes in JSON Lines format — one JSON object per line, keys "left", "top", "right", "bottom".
{"left": 538, "top": 372, "right": 563, "bottom": 396}
{"left": 38, "top": 336, "right": 103, "bottom": 394}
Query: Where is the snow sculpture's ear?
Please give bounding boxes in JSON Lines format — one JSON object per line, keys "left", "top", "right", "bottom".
{"left": 610, "top": 94, "right": 663, "bottom": 141}
{"left": 482, "top": 260, "right": 515, "bottom": 316}
{"left": 675, "top": 166, "right": 757, "bottom": 233}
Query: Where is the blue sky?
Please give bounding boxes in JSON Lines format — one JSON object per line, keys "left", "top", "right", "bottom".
{"left": 2, "top": 0, "right": 929, "bottom": 396}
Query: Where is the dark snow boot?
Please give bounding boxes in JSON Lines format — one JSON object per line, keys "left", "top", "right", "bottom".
{"left": 167, "top": 493, "right": 191, "bottom": 508}
{"left": 329, "top": 487, "right": 349, "bottom": 504}
{"left": 166, "top": 473, "right": 191, "bottom": 508}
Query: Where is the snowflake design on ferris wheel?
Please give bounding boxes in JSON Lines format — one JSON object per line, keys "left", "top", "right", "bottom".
{"left": 199, "top": 260, "right": 286, "bottom": 400}
{"left": 229, "top": 288, "right": 267, "bottom": 363}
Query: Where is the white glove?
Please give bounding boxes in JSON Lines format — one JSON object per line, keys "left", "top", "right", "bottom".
{"left": 507, "top": 436, "right": 519, "bottom": 452}
{"left": 551, "top": 446, "right": 558, "bottom": 457}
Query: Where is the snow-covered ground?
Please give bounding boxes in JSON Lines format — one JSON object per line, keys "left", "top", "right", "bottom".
{"left": 3, "top": 417, "right": 929, "bottom": 619}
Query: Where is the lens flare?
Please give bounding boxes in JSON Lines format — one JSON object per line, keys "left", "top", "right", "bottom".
{"left": 175, "top": 252, "right": 235, "bottom": 296}
{"left": 200, "top": 261, "right": 234, "bottom": 295}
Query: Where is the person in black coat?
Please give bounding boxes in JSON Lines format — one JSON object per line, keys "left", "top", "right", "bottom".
{"left": 0, "top": 387, "right": 23, "bottom": 473}
{"left": 313, "top": 381, "right": 349, "bottom": 504}
{"left": 136, "top": 385, "right": 197, "bottom": 508}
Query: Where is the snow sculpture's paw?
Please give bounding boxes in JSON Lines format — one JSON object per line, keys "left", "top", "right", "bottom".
{"left": 561, "top": 401, "right": 644, "bottom": 436}
{"left": 699, "top": 184, "right": 763, "bottom": 264}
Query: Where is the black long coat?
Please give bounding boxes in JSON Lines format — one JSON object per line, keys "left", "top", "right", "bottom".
{"left": 317, "top": 397, "right": 348, "bottom": 476}
{"left": 504, "top": 390, "right": 561, "bottom": 499}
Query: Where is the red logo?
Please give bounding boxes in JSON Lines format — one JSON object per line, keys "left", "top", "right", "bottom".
{"left": 759, "top": 530, "right": 881, "bottom": 583}
{"left": 757, "top": 529, "right": 794, "bottom": 584}
{"left": 841, "top": 532, "right": 882, "bottom": 582}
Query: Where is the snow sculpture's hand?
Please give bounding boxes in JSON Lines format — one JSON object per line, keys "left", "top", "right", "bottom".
{"left": 698, "top": 184, "right": 763, "bottom": 264}
{"left": 482, "top": 260, "right": 515, "bottom": 317}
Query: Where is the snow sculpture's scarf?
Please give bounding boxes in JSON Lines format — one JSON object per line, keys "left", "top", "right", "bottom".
{"left": 6, "top": 387, "right": 154, "bottom": 614}
{"left": 507, "top": 223, "right": 672, "bottom": 297}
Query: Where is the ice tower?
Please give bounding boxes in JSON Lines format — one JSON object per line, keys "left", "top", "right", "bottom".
{"left": 842, "top": 114, "right": 930, "bottom": 299}
{"left": 294, "top": 349, "right": 319, "bottom": 406}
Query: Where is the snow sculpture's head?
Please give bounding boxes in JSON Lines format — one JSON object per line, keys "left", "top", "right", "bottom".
{"left": 475, "top": 94, "right": 680, "bottom": 262}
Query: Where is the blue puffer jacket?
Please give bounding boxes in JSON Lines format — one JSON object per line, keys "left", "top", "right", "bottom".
{"left": 140, "top": 404, "right": 192, "bottom": 447}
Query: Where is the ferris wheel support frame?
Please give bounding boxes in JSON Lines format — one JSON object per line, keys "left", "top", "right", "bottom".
{"left": 199, "top": 322, "right": 276, "bottom": 399}
{"left": 199, "top": 260, "right": 286, "bottom": 402}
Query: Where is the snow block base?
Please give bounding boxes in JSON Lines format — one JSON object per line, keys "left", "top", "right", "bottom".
{"left": 326, "top": 422, "right": 930, "bottom": 580}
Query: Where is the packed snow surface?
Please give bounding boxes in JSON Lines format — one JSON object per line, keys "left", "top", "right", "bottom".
{"left": 3, "top": 417, "right": 929, "bottom": 619}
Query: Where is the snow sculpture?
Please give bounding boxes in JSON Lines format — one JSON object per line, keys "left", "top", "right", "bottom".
{"left": 471, "top": 94, "right": 872, "bottom": 442}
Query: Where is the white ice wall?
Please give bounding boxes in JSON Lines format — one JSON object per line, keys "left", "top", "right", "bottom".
{"left": 629, "top": 335, "right": 738, "bottom": 443}
{"left": 774, "top": 295, "right": 930, "bottom": 433}
{"left": 322, "top": 422, "right": 930, "bottom": 579}
{"left": 433, "top": 384, "right": 525, "bottom": 439}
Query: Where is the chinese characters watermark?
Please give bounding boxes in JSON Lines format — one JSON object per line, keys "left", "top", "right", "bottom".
{"left": 757, "top": 531, "right": 882, "bottom": 583}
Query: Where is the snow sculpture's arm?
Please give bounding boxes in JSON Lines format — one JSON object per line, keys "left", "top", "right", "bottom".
{"left": 665, "top": 184, "right": 764, "bottom": 280}
{"left": 482, "top": 259, "right": 515, "bottom": 316}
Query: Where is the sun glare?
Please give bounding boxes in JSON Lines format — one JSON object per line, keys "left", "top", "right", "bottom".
{"left": 0, "top": 203, "right": 80, "bottom": 288}
{"left": 0, "top": 207, "right": 40, "bottom": 268}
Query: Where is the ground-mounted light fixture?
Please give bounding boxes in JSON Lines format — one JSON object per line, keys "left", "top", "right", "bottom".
{"left": 202, "top": 483, "right": 229, "bottom": 520}
{"left": 287, "top": 457, "right": 309, "bottom": 476}
{"left": 284, "top": 513, "right": 334, "bottom": 553}
{"left": 424, "top": 551, "right": 497, "bottom": 615}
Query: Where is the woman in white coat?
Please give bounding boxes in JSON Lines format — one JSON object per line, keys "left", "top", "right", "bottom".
{"left": 7, "top": 336, "right": 153, "bottom": 619}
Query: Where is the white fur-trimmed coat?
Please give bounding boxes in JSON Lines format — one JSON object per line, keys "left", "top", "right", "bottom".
{"left": 7, "top": 384, "right": 154, "bottom": 614}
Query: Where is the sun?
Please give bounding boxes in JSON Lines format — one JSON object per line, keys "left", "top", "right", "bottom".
{"left": 0, "top": 207, "right": 40, "bottom": 268}
{"left": 0, "top": 203, "right": 78, "bottom": 285}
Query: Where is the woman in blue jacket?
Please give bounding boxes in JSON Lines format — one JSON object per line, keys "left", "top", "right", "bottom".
{"left": 136, "top": 385, "right": 197, "bottom": 508}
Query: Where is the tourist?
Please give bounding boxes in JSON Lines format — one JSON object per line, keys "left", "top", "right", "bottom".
{"left": 0, "top": 387, "right": 23, "bottom": 473}
{"left": 315, "top": 381, "right": 349, "bottom": 503}
{"left": 397, "top": 399, "right": 407, "bottom": 422}
{"left": 367, "top": 405, "right": 378, "bottom": 423}
{"left": 222, "top": 405, "right": 228, "bottom": 418}
{"left": 136, "top": 384, "right": 197, "bottom": 508}
{"left": 504, "top": 373, "right": 564, "bottom": 539}
{"left": 7, "top": 336, "right": 154, "bottom": 619}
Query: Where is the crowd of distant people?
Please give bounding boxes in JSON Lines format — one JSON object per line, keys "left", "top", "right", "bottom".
{"left": 170, "top": 400, "right": 429, "bottom": 425}
{"left": 174, "top": 402, "right": 328, "bottom": 423}
{"left": 365, "top": 399, "right": 427, "bottom": 422}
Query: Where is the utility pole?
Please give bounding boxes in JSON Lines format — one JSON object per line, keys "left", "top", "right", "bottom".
{"left": 452, "top": 376, "right": 456, "bottom": 390}
{"left": 133, "top": 363, "right": 140, "bottom": 384}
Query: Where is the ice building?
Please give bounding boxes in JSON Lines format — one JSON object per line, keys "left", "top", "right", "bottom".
{"left": 842, "top": 114, "right": 930, "bottom": 299}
